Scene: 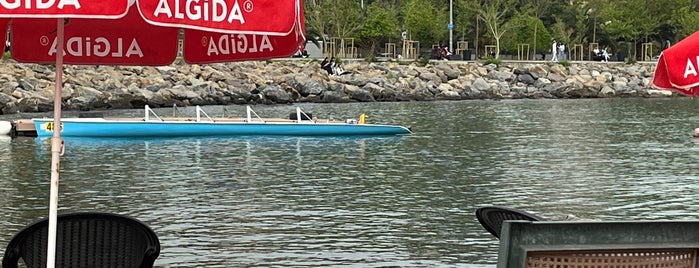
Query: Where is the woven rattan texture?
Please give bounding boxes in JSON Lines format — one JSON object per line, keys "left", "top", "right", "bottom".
{"left": 527, "top": 249, "right": 696, "bottom": 268}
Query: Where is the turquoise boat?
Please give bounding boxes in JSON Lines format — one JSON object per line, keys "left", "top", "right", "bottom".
{"left": 32, "top": 106, "right": 412, "bottom": 137}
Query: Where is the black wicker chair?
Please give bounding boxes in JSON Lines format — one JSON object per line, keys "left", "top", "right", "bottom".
{"left": 2, "top": 212, "right": 160, "bottom": 268}
{"left": 475, "top": 206, "right": 545, "bottom": 239}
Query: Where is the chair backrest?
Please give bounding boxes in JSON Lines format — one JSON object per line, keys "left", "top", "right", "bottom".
{"left": 476, "top": 206, "right": 545, "bottom": 239}
{"left": 2, "top": 212, "right": 160, "bottom": 268}
{"left": 497, "top": 220, "right": 699, "bottom": 268}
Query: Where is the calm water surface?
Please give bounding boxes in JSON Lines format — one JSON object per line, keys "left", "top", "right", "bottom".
{"left": 2, "top": 99, "right": 699, "bottom": 267}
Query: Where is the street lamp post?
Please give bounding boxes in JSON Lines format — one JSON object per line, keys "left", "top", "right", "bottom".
{"left": 449, "top": 0, "right": 453, "bottom": 53}
{"left": 592, "top": 16, "right": 596, "bottom": 44}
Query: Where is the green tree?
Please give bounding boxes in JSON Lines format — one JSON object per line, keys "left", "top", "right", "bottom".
{"left": 359, "top": 2, "right": 401, "bottom": 56}
{"left": 403, "top": 0, "right": 447, "bottom": 52}
{"left": 637, "top": 0, "right": 664, "bottom": 43}
{"left": 673, "top": 4, "right": 699, "bottom": 38}
{"left": 305, "top": 1, "right": 330, "bottom": 43}
{"left": 569, "top": 2, "right": 589, "bottom": 46}
{"left": 549, "top": 19, "right": 574, "bottom": 46}
{"left": 328, "top": 0, "right": 363, "bottom": 39}
{"left": 598, "top": 1, "right": 638, "bottom": 44}
{"left": 305, "top": 0, "right": 363, "bottom": 42}
{"left": 473, "top": 0, "right": 516, "bottom": 59}
{"left": 454, "top": 0, "right": 477, "bottom": 43}
{"left": 597, "top": 0, "right": 666, "bottom": 59}
{"left": 501, "top": 13, "right": 552, "bottom": 57}
{"left": 520, "top": 0, "right": 551, "bottom": 60}
{"left": 305, "top": 0, "right": 694, "bottom": 61}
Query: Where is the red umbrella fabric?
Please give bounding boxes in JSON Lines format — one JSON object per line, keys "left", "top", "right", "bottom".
{"left": 653, "top": 30, "right": 699, "bottom": 96}
{"left": 0, "top": 19, "right": 7, "bottom": 52}
{"left": 137, "top": 0, "right": 300, "bottom": 34}
{"left": 10, "top": 1, "right": 305, "bottom": 65}
{"left": 0, "top": 1, "right": 304, "bottom": 267}
{"left": 0, "top": 0, "right": 127, "bottom": 17}
{"left": 184, "top": 30, "right": 304, "bottom": 63}
{"left": 183, "top": 1, "right": 304, "bottom": 64}
{"left": 11, "top": 5, "right": 179, "bottom": 65}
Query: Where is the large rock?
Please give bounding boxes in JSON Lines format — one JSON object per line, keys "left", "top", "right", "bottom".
{"left": 471, "top": 77, "right": 491, "bottom": 92}
{"left": 406, "top": 83, "right": 435, "bottom": 101}
{"left": 17, "top": 95, "right": 52, "bottom": 113}
{"left": 435, "top": 84, "right": 461, "bottom": 100}
{"left": 321, "top": 89, "right": 351, "bottom": 103}
{"left": 0, "top": 60, "right": 671, "bottom": 115}
{"left": 346, "top": 85, "right": 375, "bottom": 102}
{"left": 0, "top": 92, "right": 18, "bottom": 114}
{"left": 364, "top": 82, "right": 398, "bottom": 101}
{"left": 260, "top": 84, "right": 292, "bottom": 104}
{"left": 435, "top": 63, "right": 461, "bottom": 80}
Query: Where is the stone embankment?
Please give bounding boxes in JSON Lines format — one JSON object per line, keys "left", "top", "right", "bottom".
{"left": 0, "top": 59, "right": 669, "bottom": 115}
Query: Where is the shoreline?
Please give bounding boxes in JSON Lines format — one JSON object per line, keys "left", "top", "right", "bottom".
{"left": 0, "top": 59, "right": 668, "bottom": 115}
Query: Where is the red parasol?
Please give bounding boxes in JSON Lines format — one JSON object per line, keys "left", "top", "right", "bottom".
{"left": 0, "top": 19, "right": 7, "bottom": 52}
{"left": 10, "top": 5, "right": 180, "bottom": 65}
{"left": 0, "top": 0, "right": 128, "bottom": 18}
{"left": 10, "top": 1, "right": 305, "bottom": 65}
{"left": 0, "top": 1, "right": 304, "bottom": 267}
{"left": 183, "top": 2, "right": 304, "bottom": 64}
{"left": 653, "top": 30, "right": 699, "bottom": 96}
{"left": 137, "top": 0, "right": 299, "bottom": 35}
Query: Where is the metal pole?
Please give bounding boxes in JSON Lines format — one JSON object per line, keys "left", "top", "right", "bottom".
{"left": 449, "top": 0, "right": 453, "bottom": 53}
{"left": 47, "top": 17, "right": 65, "bottom": 268}
{"left": 593, "top": 17, "right": 596, "bottom": 44}
{"left": 475, "top": 16, "right": 479, "bottom": 59}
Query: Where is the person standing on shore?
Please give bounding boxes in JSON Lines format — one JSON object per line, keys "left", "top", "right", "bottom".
{"left": 551, "top": 40, "right": 558, "bottom": 62}
{"left": 559, "top": 43, "right": 566, "bottom": 61}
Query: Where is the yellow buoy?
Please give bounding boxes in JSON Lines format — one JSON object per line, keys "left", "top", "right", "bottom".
{"left": 358, "top": 113, "right": 367, "bottom": 124}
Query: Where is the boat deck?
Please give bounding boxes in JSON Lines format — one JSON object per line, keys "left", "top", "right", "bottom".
{"left": 10, "top": 117, "right": 347, "bottom": 137}
{"left": 108, "top": 117, "right": 342, "bottom": 123}
{"left": 9, "top": 105, "right": 408, "bottom": 137}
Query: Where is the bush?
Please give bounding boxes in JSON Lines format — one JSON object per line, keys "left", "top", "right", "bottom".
{"left": 558, "top": 60, "right": 571, "bottom": 67}
{"left": 416, "top": 57, "right": 429, "bottom": 67}
{"left": 483, "top": 58, "right": 501, "bottom": 66}
{"left": 173, "top": 56, "right": 184, "bottom": 65}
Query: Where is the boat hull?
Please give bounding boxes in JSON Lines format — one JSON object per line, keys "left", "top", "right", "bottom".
{"left": 32, "top": 119, "right": 412, "bottom": 137}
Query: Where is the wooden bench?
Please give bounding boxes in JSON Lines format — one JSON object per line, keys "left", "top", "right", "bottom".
{"left": 498, "top": 221, "right": 699, "bottom": 268}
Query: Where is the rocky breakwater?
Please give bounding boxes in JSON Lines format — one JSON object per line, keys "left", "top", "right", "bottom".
{"left": 0, "top": 59, "right": 669, "bottom": 115}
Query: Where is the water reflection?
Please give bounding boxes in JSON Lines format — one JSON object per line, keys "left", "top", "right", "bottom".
{"left": 22, "top": 135, "right": 419, "bottom": 267}
{"left": 4, "top": 100, "right": 699, "bottom": 266}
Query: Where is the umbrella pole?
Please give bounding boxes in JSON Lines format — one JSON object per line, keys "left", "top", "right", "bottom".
{"left": 46, "top": 17, "right": 65, "bottom": 268}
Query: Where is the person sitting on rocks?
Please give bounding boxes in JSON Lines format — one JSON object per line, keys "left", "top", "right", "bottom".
{"left": 601, "top": 48, "right": 610, "bottom": 62}
{"left": 439, "top": 43, "right": 451, "bottom": 61}
{"left": 320, "top": 57, "right": 333, "bottom": 75}
{"left": 332, "top": 61, "right": 350, "bottom": 75}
